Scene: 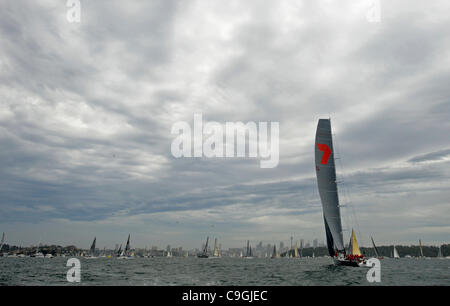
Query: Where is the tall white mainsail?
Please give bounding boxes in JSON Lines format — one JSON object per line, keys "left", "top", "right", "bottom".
{"left": 315, "top": 119, "right": 345, "bottom": 257}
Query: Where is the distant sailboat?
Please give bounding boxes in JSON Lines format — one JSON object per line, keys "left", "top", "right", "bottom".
{"left": 393, "top": 245, "right": 400, "bottom": 259}
{"left": 100, "top": 247, "right": 106, "bottom": 258}
{"left": 33, "top": 241, "right": 44, "bottom": 258}
{"left": 315, "top": 119, "right": 365, "bottom": 267}
{"left": 118, "top": 234, "right": 132, "bottom": 259}
{"left": 271, "top": 245, "right": 277, "bottom": 259}
{"left": 371, "top": 237, "right": 383, "bottom": 259}
{"left": 419, "top": 239, "right": 424, "bottom": 258}
{"left": 244, "top": 240, "right": 254, "bottom": 259}
{"left": 197, "top": 237, "right": 209, "bottom": 258}
{"left": 86, "top": 237, "right": 97, "bottom": 258}
{"left": 437, "top": 245, "right": 443, "bottom": 259}
{"left": 212, "top": 238, "right": 220, "bottom": 258}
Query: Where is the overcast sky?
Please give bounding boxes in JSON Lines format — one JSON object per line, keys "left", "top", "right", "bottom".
{"left": 0, "top": 0, "right": 449, "bottom": 250}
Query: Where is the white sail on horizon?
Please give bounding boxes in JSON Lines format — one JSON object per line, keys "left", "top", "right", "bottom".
{"left": 393, "top": 245, "right": 400, "bottom": 258}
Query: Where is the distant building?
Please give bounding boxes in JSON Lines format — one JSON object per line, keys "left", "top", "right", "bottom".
{"left": 313, "top": 239, "right": 318, "bottom": 248}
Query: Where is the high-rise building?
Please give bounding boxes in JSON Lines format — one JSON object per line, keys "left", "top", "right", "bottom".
{"left": 313, "top": 239, "right": 318, "bottom": 248}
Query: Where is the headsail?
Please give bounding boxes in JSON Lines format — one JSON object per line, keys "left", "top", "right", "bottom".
{"left": 348, "top": 229, "right": 362, "bottom": 255}
{"left": 315, "top": 119, "right": 344, "bottom": 257}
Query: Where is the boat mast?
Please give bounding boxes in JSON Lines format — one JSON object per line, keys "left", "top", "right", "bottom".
{"left": 371, "top": 237, "right": 380, "bottom": 257}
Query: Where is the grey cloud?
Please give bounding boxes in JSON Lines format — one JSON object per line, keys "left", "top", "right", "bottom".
{"left": 408, "top": 149, "right": 450, "bottom": 163}
{"left": 0, "top": 0, "right": 449, "bottom": 247}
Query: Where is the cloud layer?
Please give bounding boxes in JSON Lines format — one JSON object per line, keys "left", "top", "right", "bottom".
{"left": 0, "top": 0, "right": 449, "bottom": 249}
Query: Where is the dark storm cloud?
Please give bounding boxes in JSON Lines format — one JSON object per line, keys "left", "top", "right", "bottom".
{"left": 408, "top": 149, "right": 450, "bottom": 163}
{"left": 0, "top": 0, "right": 449, "bottom": 247}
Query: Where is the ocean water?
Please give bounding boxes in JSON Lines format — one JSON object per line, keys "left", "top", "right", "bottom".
{"left": 0, "top": 257, "right": 448, "bottom": 286}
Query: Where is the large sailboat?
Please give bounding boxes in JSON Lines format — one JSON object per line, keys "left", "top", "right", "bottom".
{"left": 197, "top": 237, "right": 209, "bottom": 258}
{"left": 315, "top": 119, "right": 366, "bottom": 267}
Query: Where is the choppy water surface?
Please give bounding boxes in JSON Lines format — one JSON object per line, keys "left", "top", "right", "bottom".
{"left": 0, "top": 257, "right": 448, "bottom": 286}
